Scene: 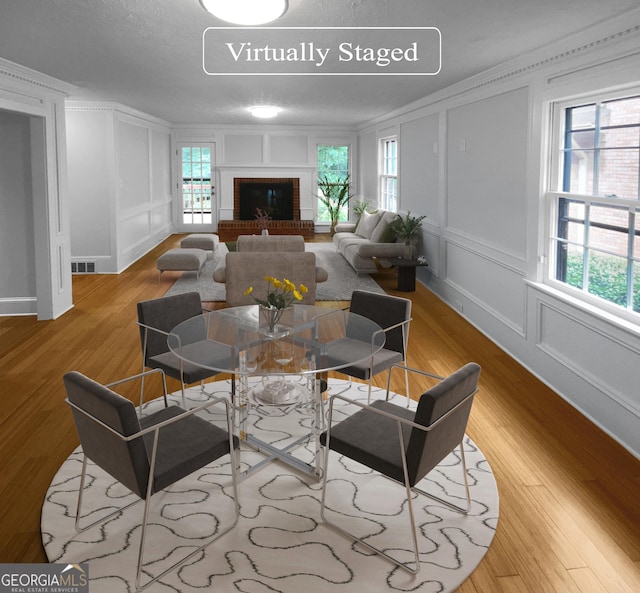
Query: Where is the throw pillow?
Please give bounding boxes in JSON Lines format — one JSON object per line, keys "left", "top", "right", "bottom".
{"left": 369, "top": 211, "right": 398, "bottom": 243}
{"left": 379, "top": 221, "right": 399, "bottom": 243}
{"left": 356, "top": 210, "right": 381, "bottom": 239}
{"left": 354, "top": 208, "right": 377, "bottom": 234}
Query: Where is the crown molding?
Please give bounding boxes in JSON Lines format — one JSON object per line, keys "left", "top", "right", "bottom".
{"left": 359, "top": 13, "right": 640, "bottom": 131}
{"left": 0, "top": 57, "right": 76, "bottom": 96}
{"left": 65, "top": 100, "right": 171, "bottom": 128}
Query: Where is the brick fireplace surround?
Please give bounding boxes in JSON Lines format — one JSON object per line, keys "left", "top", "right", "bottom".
{"left": 217, "top": 177, "right": 314, "bottom": 241}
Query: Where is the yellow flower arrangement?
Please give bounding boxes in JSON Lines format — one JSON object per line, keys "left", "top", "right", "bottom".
{"left": 244, "top": 276, "right": 308, "bottom": 330}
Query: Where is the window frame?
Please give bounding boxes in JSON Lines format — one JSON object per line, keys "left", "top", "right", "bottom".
{"left": 379, "top": 136, "right": 398, "bottom": 212}
{"left": 315, "top": 143, "right": 351, "bottom": 224}
{"left": 545, "top": 89, "right": 640, "bottom": 322}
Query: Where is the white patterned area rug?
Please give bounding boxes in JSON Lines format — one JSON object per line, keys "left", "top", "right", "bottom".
{"left": 164, "top": 242, "right": 385, "bottom": 301}
{"left": 42, "top": 379, "right": 498, "bottom": 593}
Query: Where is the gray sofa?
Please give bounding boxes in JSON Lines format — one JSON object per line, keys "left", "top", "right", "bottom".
{"left": 333, "top": 209, "right": 405, "bottom": 273}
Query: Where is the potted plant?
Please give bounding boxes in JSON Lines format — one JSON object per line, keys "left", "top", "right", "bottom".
{"left": 352, "top": 198, "right": 370, "bottom": 222}
{"left": 317, "top": 174, "right": 353, "bottom": 235}
{"left": 389, "top": 211, "right": 427, "bottom": 259}
{"left": 255, "top": 207, "right": 271, "bottom": 235}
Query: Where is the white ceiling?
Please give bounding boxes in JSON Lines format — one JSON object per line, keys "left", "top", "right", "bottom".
{"left": 0, "top": 0, "right": 638, "bottom": 127}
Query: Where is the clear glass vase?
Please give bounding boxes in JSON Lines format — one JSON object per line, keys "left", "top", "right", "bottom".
{"left": 259, "top": 304, "right": 285, "bottom": 332}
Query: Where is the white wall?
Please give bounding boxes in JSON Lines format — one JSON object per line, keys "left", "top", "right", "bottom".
{"left": 172, "top": 126, "right": 358, "bottom": 230}
{"left": 66, "top": 103, "right": 173, "bottom": 273}
{"left": 0, "top": 111, "right": 35, "bottom": 306}
{"left": 66, "top": 111, "right": 356, "bottom": 271}
{"left": 358, "top": 11, "right": 640, "bottom": 457}
{"left": 0, "top": 59, "right": 74, "bottom": 319}
{"left": 66, "top": 111, "right": 112, "bottom": 262}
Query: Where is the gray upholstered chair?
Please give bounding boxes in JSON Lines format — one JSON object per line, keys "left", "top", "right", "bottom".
{"left": 64, "top": 369, "right": 240, "bottom": 591}
{"left": 213, "top": 251, "right": 327, "bottom": 306}
{"left": 137, "top": 291, "right": 227, "bottom": 408}
{"left": 329, "top": 290, "right": 412, "bottom": 403}
{"left": 320, "top": 362, "right": 481, "bottom": 574}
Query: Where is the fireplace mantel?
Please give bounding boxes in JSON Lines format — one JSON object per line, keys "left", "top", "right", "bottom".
{"left": 216, "top": 168, "right": 316, "bottom": 240}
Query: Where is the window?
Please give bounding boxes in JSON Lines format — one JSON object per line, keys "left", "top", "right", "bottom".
{"left": 549, "top": 93, "right": 640, "bottom": 315}
{"left": 380, "top": 137, "right": 398, "bottom": 211}
{"left": 316, "top": 145, "right": 350, "bottom": 223}
{"left": 180, "top": 145, "right": 213, "bottom": 225}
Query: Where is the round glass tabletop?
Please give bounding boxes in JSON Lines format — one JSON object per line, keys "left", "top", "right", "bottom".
{"left": 167, "top": 304, "right": 385, "bottom": 377}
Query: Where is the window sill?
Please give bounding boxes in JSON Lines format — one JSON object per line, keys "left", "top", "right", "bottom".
{"left": 526, "top": 280, "right": 640, "bottom": 339}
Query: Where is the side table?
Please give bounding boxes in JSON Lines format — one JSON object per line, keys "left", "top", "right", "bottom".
{"left": 388, "top": 258, "right": 428, "bottom": 291}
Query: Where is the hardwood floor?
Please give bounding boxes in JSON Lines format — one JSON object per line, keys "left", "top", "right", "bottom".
{"left": 1, "top": 233, "right": 639, "bottom": 592}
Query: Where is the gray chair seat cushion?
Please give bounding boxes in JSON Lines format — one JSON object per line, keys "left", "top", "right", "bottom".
{"left": 148, "top": 351, "right": 219, "bottom": 385}
{"left": 321, "top": 362, "right": 480, "bottom": 487}
{"left": 140, "top": 406, "right": 239, "bottom": 493}
{"left": 326, "top": 337, "right": 404, "bottom": 379}
{"left": 320, "top": 400, "right": 413, "bottom": 483}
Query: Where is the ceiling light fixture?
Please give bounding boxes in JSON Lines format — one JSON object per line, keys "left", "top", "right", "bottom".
{"left": 200, "top": 0, "right": 288, "bottom": 25}
{"left": 248, "top": 105, "right": 281, "bottom": 119}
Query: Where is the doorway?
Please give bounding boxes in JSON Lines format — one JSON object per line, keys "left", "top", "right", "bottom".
{"left": 177, "top": 143, "right": 215, "bottom": 229}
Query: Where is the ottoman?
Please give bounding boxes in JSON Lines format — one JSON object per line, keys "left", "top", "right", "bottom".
{"left": 180, "top": 233, "right": 219, "bottom": 252}
{"left": 157, "top": 248, "right": 207, "bottom": 278}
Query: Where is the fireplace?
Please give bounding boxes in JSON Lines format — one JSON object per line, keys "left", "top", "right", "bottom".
{"left": 234, "top": 177, "right": 300, "bottom": 221}
{"left": 218, "top": 176, "right": 313, "bottom": 241}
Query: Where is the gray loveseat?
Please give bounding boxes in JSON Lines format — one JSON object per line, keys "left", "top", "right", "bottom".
{"left": 333, "top": 209, "right": 406, "bottom": 273}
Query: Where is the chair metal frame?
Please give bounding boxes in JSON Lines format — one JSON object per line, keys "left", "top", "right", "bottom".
{"left": 320, "top": 363, "right": 478, "bottom": 575}
{"left": 137, "top": 304, "right": 218, "bottom": 410}
{"left": 334, "top": 317, "right": 413, "bottom": 406}
{"left": 66, "top": 368, "right": 240, "bottom": 591}
{"left": 332, "top": 310, "right": 413, "bottom": 405}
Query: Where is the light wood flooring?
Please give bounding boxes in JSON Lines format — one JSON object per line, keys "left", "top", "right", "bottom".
{"left": 1, "top": 234, "right": 639, "bottom": 592}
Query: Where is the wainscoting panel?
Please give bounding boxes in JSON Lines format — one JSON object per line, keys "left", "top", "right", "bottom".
{"left": 536, "top": 299, "right": 640, "bottom": 416}
{"left": 119, "top": 210, "right": 151, "bottom": 264}
{"left": 445, "top": 240, "right": 526, "bottom": 336}
{"left": 151, "top": 200, "right": 173, "bottom": 234}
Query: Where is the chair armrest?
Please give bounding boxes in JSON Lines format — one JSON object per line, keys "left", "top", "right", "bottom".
{"left": 386, "top": 362, "right": 443, "bottom": 383}
{"left": 326, "top": 387, "right": 476, "bottom": 435}
{"left": 106, "top": 368, "right": 169, "bottom": 408}
{"left": 212, "top": 265, "right": 226, "bottom": 283}
{"left": 367, "top": 317, "right": 412, "bottom": 352}
{"left": 326, "top": 392, "right": 423, "bottom": 433}
{"left": 137, "top": 320, "right": 170, "bottom": 338}
{"left": 380, "top": 317, "right": 412, "bottom": 334}
{"left": 106, "top": 368, "right": 167, "bottom": 389}
{"left": 316, "top": 266, "right": 329, "bottom": 283}
{"left": 334, "top": 222, "right": 357, "bottom": 233}
{"left": 134, "top": 395, "right": 234, "bottom": 439}
{"left": 384, "top": 363, "right": 443, "bottom": 400}
{"left": 66, "top": 390, "right": 233, "bottom": 443}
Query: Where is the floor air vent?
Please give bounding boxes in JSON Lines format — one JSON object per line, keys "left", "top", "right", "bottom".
{"left": 71, "top": 261, "right": 96, "bottom": 274}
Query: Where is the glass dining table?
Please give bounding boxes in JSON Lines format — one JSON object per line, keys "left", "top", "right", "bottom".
{"left": 168, "top": 304, "right": 385, "bottom": 480}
